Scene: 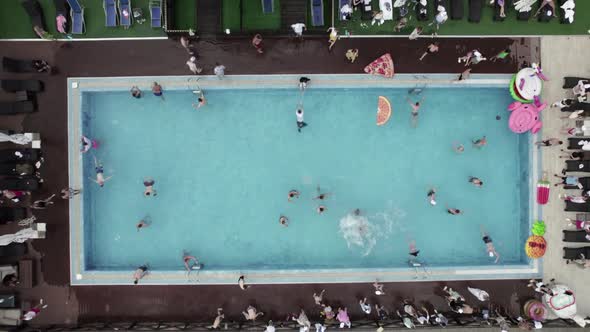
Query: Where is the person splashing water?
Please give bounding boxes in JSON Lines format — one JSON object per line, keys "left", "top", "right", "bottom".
{"left": 339, "top": 209, "right": 376, "bottom": 256}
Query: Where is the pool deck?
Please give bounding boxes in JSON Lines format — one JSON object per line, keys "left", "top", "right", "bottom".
{"left": 539, "top": 36, "right": 590, "bottom": 315}
{"left": 0, "top": 36, "right": 552, "bottom": 325}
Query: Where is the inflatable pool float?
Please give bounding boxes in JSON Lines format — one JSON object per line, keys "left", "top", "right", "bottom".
{"left": 364, "top": 53, "right": 394, "bottom": 78}
{"left": 541, "top": 284, "right": 589, "bottom": 326}
{"left": 526, "top": 221, "right": 547, "bottom": 259}
{"left": 507, "top": 101, "right": 544, "bottom": 134}
{"left": 537, "top": 176, "right": 550, "bottom": 205}
{"left": 524, "top": 299, "right": 547, "bottom": 321}
{"left": 377, "top": 96, "right": 392, "bottom": 126}
{"left": 510, "top": 68, "right": 543, "bottom": 103}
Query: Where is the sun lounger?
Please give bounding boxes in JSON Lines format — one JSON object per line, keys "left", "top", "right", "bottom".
{"left": 562, "top": 176, "right": 590, "bottom": 190}
{"left": 379, "top": 0, "right": 393, "bottom": 20}
{"left": 0, "top": 208, "right": 27, "bottom": 224}
{"left": 563, "top": 246, "right": 590, "bottom": 259}
{"left": 563, "top": 77, "right": 589, "bottom": 89}
{"left": 2, "top": 57, "right": 34, "bottom": 73}
{"left": 0, "top": 308, "right": 21, "bottom": 326}
{"left": 0, "top": 150, "right": 40, "bottom": 163}
{"left": 361, "top": 0, "right": 373, "bottom": 20}
{"left": 567, "top": 137, "right": 590, "bottom": 150}
{"left": 0, "top": 244, "right": 27, "bottom": 258}
{"left": 0, "top": 164, "right": 35, "bottom": 177}
{"left": 558, "top": 0, "right": 574, "bottom": 24}
{"left": 0, "top": 101, "right": 35, "bottom": 115}
{"left": 516, "top": 2, "right": 531, "bottom": 21}
{"left": 0, "top": 178, "right": 39, "bottom": 191}
{"left": 492, "top": 0, "right": 511, "bottom": 21}
{"left": 468, "top": 0, "right": 482, "bottom": 22}
{"left": 119, "top": 0, "right": 132, "bottom": 27}
{"left": 563, "top": 230, "right": 590, "bottom": 243}
{"left": 565, "top": 160, "right": 590, "bottom": 173}
{"left": 0, "top": 265, "right": 17, "bottom": 285}
{"left": 311, "top": 0, "right": 324, "bottom": 26}
{"left": 417, "top": 0, "right": 428, "bottom": 20}
{"left": 561, "top": 102, "right": 590, "bottom": 113}
{"left": 0, "top": 295, "right": 16, "bottom": 309}
{"left": 1, "top": 80, "right": 43, "bottom": 93}
{"left": 54, "top": 0, "right": 69, "bottom": 33}
{"left": 150, "top": 0, "right": 162, "bottom": 27}
{"left": 21, "top": 0, "right": 47, "bottom": 34}
{"left": 104, "top": 0, "right": 118, "bottom": 27}
{"left": 565, "top": 200, "right": 590, "bottom": 212}
{"left": 450, "top": 0, "right": 463, "bottom": 19}
{"left": 435, "top": 0, "right": 448, "bottom": 12}
{"left": 67, "top": 0, "right": 85, "bottom": 34}
{"left": 339, "top": 0, "right": 351, "bottom": 20}
{"left": 262, "top": 0, "right": 273, "bottom": 13}
{"left": 537, "top": 2, "right": 553, "bottom": 22}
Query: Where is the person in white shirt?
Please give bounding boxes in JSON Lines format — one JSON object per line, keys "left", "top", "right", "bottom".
{"left": 291, "top": 23, "right": 306, "bottom": 38}
{"left": 296, "top": 106, "right": 307, "bottom": 133}
{"left": 186, "top": 56, "right": 200, "bottom": 75}
{"left": 214, "top": 63, "right": 226, "bottom": 79}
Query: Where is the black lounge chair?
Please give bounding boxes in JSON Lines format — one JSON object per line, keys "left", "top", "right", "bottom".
{"left": 361, "top": 0, "right": 373, "bottom": 20}
{"left": 2, "top": 57, "right": 51, "bottom": 74}
{"left": 565, "top": 160, "right": 590, "bottom": 173}
{"left": 0, "top": 178, "right": 39, "bottom": 191}
{"left": 1, "top": 80, "right": 43, "bottom": 93}
{"left": 568, "top": 151, "right": 590, "bottom": 160}
{"left": 0, "top": 208, "right": 27, "bottom": 224}
{"left": 558, "top": 0, "right": 573, "bottom": 24}
{"left": 0, "top": 243, "right": 27, "bottom": 258}
{"left": 563, "top": 77, "right": 589, "bottom": 89}
{"left": 537, "top": 2, "right": 554, "bottom": 22}
{"left": 468, "top": 0, "right": 482, "bottom": 22}
{"left": 561, "top": 102, "right": 590, "bottom": 113}
{"left": 0, "top": 101, "right": 35, "bottom": 115}
{"left": 417, "top": 0, "right": 428, "bottom": 21}
{"left": 434, "top": 0, "right": 448, "bottom": 13}
{"left": 567, "top": 138, "right": 590, "bottom": 150}
{"left": 21, "top": 0, "right": 47, "bottom": 35}
{"left": 0, "top": 149, "right": 40, "bottom": 163}
{"left": 563, "top": 246, "right": 590, "bottom": 259}
{"left": 565, "top": 200, "right": 590, "bottom": 212}
{"left": 492, "top": 0, "right": 512, "bottom": 21}
{"left": 563, "top": 176, "right": 590, "bottom": 190}
{"left": 0, "top": 163, "right": 35, "bottom": 176}
{"left": 450, "top": 0, "right": 463, "bottom": 19}
{"left": 516, "top": 4, "right": 531, "bottom": 21}
{"left": 563, "top": 230, "right": 590, "bottom": 243}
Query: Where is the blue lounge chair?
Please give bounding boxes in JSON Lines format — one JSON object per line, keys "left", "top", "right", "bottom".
{"left": 311, "top": 0, "right": 324, "bottom": 26}
{"left": 66, "top": 0, "right": 85, "bottom": 34}
{"left": 119, "top": 0, "right": 132, "bottom": 28}
{"left": 262, "top": 0, "right": 273, "bottom": 13}
{"left": 150, "top": 0, "right": 162, "bottom": 28}
{"left": 104, "top": 0, "right": 117, "bottom": 27}
{"left": 339, "top": 0, "right": 351, "bottom": 20}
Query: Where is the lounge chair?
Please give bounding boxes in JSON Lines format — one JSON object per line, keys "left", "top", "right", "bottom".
{"left": 0, "top": 178, "right": 40, "bottom": 191}
{"left": 563, "top": 230, "right": 590, "bottom": 243}
{"left": 1, "top": 80, "right": 43, "bottom": 93}
{"left": 379, "top": 0, "right": 393, "bottom": 20}
{"left": 0, "top": 163, "right": 35, "bottom": 176}
{"left": 416, "top": 0, "right": 428, "bottom": 20}
{"left": 119, "top": 0, "right": 132, "bottom": 28}
{"left": 563, "top": 77, "right": 589, "bottom": 89}
{"left": 565, "top": 160, "right": 590, "bottom": 173}
{"left": 0, "top": 101, "right": 35, "bottom": 115}
{"left": 0, "top": 244, "right": 27, "bottom": 258}
{"left": 150, "top": 0, "right": 162, "bottom": 28}
{"left": 0, "top": 149, "right": 40, "bottom": 163}
{"left": 340, "top": 0, "right": 351, "bottom": 20}
{"left": 262, "top": 0, "right": 273, "bottom": 13}
{"left": 21, "top": 0, "right": 47, "bottom": 36}
{"left": 537, "top": 2, "right": 554, "bottom": 22}
{"left": 562, "top": 176, "right": 590, "bottom": 190}
{"left": 66, "top": 0, "right": 85, "bottom": 34}
{"left": 567, "top": 137, "right": 590, "bottom": 151}
{"left": 565, "top": 200, "right": 590, "bottom": 212}
{"left": 450, "top": 0, "right": 463, "bottom": 19}
{"left": 561, "top": 102, "right": 590, "bottom": 113}
{"left": 517, "top": 8, "right": 531, "bottom": 20}
{"left": 0, "top": 208, "right": 27, "bottom": 224}
{"left": 104, "top": 0, "right": 118, "bottom": 27}
{"left": 559, "top": 0, "right": 574, "bottom": 24}
{"left": 434, "top": 0, "right": 448, "bottom": 12}
{"left": 2, "top": 57, "right": 34, "bottom": 73}
{"left": 563, "top": 246, "right": 590, "bottom": 259}
{"left": 0, "top": 265, "right": 17, "bottom": 285}
{"left": 361, "top": 0, "right": 373, "bottom": 20}
{"left": 54, "top": 0, "right": 69, "bottom": 33}
{"left": 311, "top": 0, "right": 324, "bottom": 26}
{"left": 468, "top": 0, "right": 482, "bottom": 22}
{"left": 491, "top": 0, "right": 511, "bottom": 21}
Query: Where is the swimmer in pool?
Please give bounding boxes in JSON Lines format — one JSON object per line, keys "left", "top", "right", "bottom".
{"left": 472, "top": 136, "right": 487, "bottom": 148}
{"left": 406, "top": 97, "right": 424, "bottom": 128}
{"left": 143, "top": 177, "right": 157, "bottom": 197}
{"left": 408, "top": 240, "right": 420, "bottom": 257}
{"left": 317, "top": 205, "right": 326, "bottom": 214}
{"left": 152, "top": 82, "right": 164, "bottom": 98}
{"left": 90, "top": 156, "right": 112, "bottom": 187}
{"left": 81, "top": 136, "right": 98, "bottom": 153}
{"left": 288, "top": 190, "right": 300, "bottom": 202}
{"left": 468, "top": 176, "right": 483, "bottom": 187}
{"left": 453, "top": 142, "right": 464, "bottom": 154}
{"left": 427, "top": 188, "right": 436, "bottom": 205}
{"left": 446, "top": 206, "right": 463, "bottom": 215}
{"left": 313, "top": 186, "right": 331, "bottom": 200}
{"left": 279, "top": 215, "right": 289, "bottom": 227}
{"left": 182, "top": 253, "right": 201, "bottom": 272}
{"left": 481, "top": 227, "right": 500, "bottom": 263}
{"left": 136, "top": 218, "right": 150, "bottom": 232}
{"left": 192, "top": 90, "right": 206, "bottom": 109}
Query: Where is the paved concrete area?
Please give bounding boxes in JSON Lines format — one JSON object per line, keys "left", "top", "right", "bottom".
{"left": 540, "top": 36, "right": 590, "bottom": 315}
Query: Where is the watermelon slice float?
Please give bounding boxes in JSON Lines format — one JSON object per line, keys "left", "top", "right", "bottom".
{"left": 377, "top": 96, "right": 392, "bottom": 126}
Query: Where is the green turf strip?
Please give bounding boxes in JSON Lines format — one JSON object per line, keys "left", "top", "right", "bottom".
{"left": 222, "top": 0, "right": 241, "bottom": 31}
{"left": 174, "top": 0, "right": 197, "bottom": 30}
{"left": 242, "top": 0, "right": 281, "bottom": 31}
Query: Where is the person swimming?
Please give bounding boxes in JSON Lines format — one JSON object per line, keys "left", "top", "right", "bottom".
{"left": 81, "top": 136, "right": 98, "bottom": 153}
{"left": 447, "top": 207, "right": 463, "bottom": 215}
{"left": 288, "top": 190, "right": 300, "bottom": 202}
{"left": 427, "top": 188, "right": 436, "bottom": 205}
{"left": 90, "top": 156, "right": 112, "bottom": 187}
{"left": 182, "top": 253, "right": 201, "bottom": 272}
{"left": 279, "top": 215, "right": 289, "bottom": 227}
{"left": 472, "top": 136, "right": 487, "bottom": 148}
{"left": 314, "top": 186, "right": 331, "bottom": 200}
{"left": 481, "top": 230, "right": 500, "bottom": 263}
{"left": 299, "top": 77, "right": 311, "bottom": 91}
{"left": 317, "top": 205, "right": 326, "bottom": 214}
{"left": 406, "top": 97, "right": 424, "bottom": 128}
{"left": 453, "top": 142, "right": 464, "bottom": 154}
{"left": 143, "top": 178, "right": 157, "bottom": 197}
{"left": 469, "top": 176, "right": 483, "bottom": 187}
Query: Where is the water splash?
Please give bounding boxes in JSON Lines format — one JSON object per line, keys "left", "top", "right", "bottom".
{"left": 338, "top": 203, "right": 406, "bottom": 256}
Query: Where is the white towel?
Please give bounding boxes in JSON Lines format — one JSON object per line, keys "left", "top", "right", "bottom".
{"left": 379, "top": 0, "right": 393, "bottom": 20}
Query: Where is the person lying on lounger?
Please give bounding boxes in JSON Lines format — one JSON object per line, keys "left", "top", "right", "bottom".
{"left": 534, "top": 0, "right": 557, "bottom": 17}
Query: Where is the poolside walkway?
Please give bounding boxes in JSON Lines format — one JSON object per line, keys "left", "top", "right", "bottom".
{"left": 539, "top": 36, "right": 590, "bottom": 315}
{"left": 0, "top": 36, "right": 533, "bottom": 326}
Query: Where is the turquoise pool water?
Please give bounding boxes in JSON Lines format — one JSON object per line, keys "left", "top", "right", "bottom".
{"left": 80, "top": 85, "right": 529, "bottom": 272}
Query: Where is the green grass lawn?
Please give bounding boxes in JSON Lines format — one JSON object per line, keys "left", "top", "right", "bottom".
{"left": 222, "top": 0, "right": 241, "bottom": 31}
{"left": 334, "top": 0, "right": 590, "bottom": 35}
{"left": 242, "top": 0, "right": 281, "bottom": 31}
{"left": 0, "top": 0, "right": 167, "bottom": 39}
{"left": 174, "top": 0, "right": 197, "bottom": 30}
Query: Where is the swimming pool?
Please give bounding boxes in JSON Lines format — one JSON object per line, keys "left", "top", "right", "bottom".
{"left": 68, "top": 75, "right": 540, "bottom": 285}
